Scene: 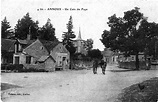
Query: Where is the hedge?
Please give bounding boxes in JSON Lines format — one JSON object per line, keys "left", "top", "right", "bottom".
{"left": 1, "top": 64, "right": 23, "bottom": 71}
{"left": 1, "top": 64, "right": 48, "bottom": 72}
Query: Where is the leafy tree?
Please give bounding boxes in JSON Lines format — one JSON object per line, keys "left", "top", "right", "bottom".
{"left": 39, "top": 18, "right": 58, "bottom": 41}
{"left": 88, "top": 49, "right": 103, "bottom": 60}
{"left": 1, "top": 17, "right": 13, "bottom": 38}
{"left": 100, "top": 7, "right": 158, "bottom": 70}
{"left": 62, "top": 16, "right": 76, "bottom": 69}
{"left": 14, "top": 13, "right": 39, "bottom": 40}
{"left": 84, "top": 38, "right": 93, "bottom": 51}
{"left": 137, "top": 19, "right": 158, "bottom": 59}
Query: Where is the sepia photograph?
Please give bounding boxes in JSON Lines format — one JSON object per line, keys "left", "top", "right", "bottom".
{"left": 1, "top": 0, "right": 158, "bottom": 102}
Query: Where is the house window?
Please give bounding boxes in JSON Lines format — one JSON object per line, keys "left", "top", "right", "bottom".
{"left": 132, "top": 57, "right": 135, "bottom": 61}
{"left": 40, "top": 46, "right": 44, "bottom": 50}
{"left": 62, "top": 57, "right": 66, "bottom": 61}
{"left": 15, "top": 44, "right": 19, "bottom": 53}
{"left": 59, "top": 61, "right": 62, "bottom": 65}
{"left": 19, "top": 44, "right": 22, "bottom": 52}
{"left": 26, "top": 56, "right": 31, "bottom": 64}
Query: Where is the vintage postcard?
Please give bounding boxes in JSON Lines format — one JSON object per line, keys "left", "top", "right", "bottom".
{"left": 1, "top": 0, "right": 158, "bottom": 102}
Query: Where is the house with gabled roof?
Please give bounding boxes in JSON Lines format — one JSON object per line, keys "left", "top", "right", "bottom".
{"left": 13, "top": 38, "right": 70, "bottom": 71}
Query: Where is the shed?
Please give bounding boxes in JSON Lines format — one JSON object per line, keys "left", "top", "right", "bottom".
{"left": 37, "top": 55, "right": 56, "bottom": 72}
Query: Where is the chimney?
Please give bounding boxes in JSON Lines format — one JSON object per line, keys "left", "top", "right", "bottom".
{"left": 27, "top": 26, "right": 31, "bottom": 40}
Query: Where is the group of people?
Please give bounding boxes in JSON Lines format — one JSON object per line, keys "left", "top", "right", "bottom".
{"left": 93, "top": 59, "right": 107, "bottom": 75}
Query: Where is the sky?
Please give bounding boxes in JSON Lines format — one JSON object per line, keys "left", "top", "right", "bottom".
{"left": 1, "top": 0, "right": 158, "bottom": 51}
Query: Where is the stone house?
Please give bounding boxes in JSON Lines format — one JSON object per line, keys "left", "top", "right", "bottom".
{"left": 13, "top": 38, "right": 70, "bottom": 71}
{"left": 37, "top": 55, "right": 56, "bottom": 71}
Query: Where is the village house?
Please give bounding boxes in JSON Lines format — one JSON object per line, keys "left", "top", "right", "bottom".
{"left": 1, "top": 39, "right": 16, "bottom": 64}
{"left": 102, "top": 48, "right": 118, "bottom": 64}
{"left": 13, "top": 36, "right": 70, "bottom": 71}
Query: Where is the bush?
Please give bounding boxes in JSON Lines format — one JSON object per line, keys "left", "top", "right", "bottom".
{"left": 1, "top": 64, "right": 7, "bottom": 70}
{"left": 19, "top": 67, "right": 48, "bottom": 72}
{"left": 1, "top": 64, "right": 24, "bottom": 72}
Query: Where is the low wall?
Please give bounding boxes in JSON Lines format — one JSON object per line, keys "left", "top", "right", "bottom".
{"left": 73, "top": 60, "right": 93, "bottom": 69}
{"left": 24, "top": 64, "right": 44, "bottom": 69}
{"left": 24, "top": 64, "right": 57, "bottom": 72}
{"left": 151, "top": 64, "right": 158, "bottom": 70}
{"left": 118, "top": 61, "right": 147, "bottom": 70}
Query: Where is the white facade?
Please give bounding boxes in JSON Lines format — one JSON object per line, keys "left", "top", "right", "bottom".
{"left": 118, "top": 54, "right": 145, "bottom": 62}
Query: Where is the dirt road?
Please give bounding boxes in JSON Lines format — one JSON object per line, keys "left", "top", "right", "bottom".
{"left": 1, "top": 65, "right": 158, "bottom": 102}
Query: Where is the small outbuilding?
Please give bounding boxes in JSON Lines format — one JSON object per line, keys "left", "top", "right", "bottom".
{"left": 37, "top": 55, "right": 56, "bottom": 72}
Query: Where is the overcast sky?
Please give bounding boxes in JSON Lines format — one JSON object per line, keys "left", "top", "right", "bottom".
{"left": 1, "top": 0, "right": 158, "bottom": 51}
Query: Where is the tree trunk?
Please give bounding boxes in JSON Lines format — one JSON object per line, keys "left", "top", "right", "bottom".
{"left": 144, "top": 48, "right": 147, "bottom": 62}
{"left": 135, "top": 52, "right": 139, "bottom": 70}
{"left": 70, "top": 57, "right": 74, "bottom": 70}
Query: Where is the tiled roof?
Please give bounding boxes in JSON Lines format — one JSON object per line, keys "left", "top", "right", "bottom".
{"left": 1, "top": 39, "right": 16, "bottom": 52}
{"left": 18, "top": 39, "right": 35, "bottom": 49}
{"left": 2, "top": 38, "right": 62, "bottom": 55}
{"left": 37, "top": 55, "right": 55, "bottom": 62}
{"left": 40, "top": 40, "right": 59, "bottom": 52}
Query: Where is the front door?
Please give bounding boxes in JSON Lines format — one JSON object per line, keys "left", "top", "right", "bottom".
{"left": 15, "top": 56, "right": 19, "bottom": 64}
{"left": 62, "top": 57, "right": 66, "bottom": 69}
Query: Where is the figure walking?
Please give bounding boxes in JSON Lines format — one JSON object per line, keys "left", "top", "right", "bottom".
{"left": 100, "top": 60, "right": 107, "bottom": 75}
{"left": 146, "top": 58, "right": 151, "bottom": 70}
{"left": 93, "top": 59, "right": 98, "bottom": 74}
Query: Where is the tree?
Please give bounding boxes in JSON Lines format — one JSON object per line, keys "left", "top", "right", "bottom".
{"left": 137, "top": 19, "right": 158, "bottom": 60}
{"left": 62, "top": 16, "right": 76, "bottom": 56}
{"left": 62, "top": 16, "right": 76, "bottom": 69}
{"left": 14, "top": 13, "right": 39, "bottom": 40}
{"left": 84, "top": 38, "right": 93, "bottom": 51}
{"left": 1, "top": 17, "right": 13, "bottom": 38}
{"left": 88, "top": 49, "right": 103, "bottom": 60}
{"left": 39, "top": 18, "right": 58, "bottom": 41}
{"left": 100, "top": 7, "right": 157, "bottom": 70}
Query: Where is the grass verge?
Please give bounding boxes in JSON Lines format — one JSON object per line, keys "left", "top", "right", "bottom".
{"left": 1, "top": 83, "right": 22, "bottom": 91}
{"left": 116, "top": 77, "right": 158, "bottom": 102}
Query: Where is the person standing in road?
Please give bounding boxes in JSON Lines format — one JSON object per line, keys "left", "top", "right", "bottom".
{"left": 146, "top": 58, "right": 151, "bottom": 70}
{"left": 93, "top": 59, "right": 98, "bottom": 74}
{"left": 101, "top": 60, "right": 107, "bottom": 75}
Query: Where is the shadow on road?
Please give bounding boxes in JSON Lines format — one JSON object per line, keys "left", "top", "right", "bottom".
{"left": 1, "top": 83, "right": 22, "bottom": 91}
{"left": 107, "top": 69, "right": 134, "bottom": 72}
